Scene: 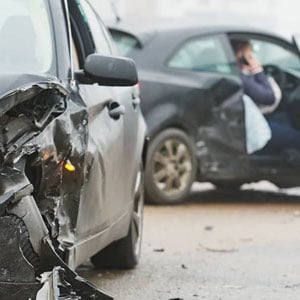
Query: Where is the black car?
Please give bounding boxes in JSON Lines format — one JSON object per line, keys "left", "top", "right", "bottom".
{"left": 0, "top": 0, "right": 146, "bottom": 298}
{"left": 109, "top": 20, "right": 300, "bottom": 204}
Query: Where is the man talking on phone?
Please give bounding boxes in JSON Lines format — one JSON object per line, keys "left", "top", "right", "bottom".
{"left": 231, "top": 39, "right": 276, "bottom": 107}
{"left": 231, "top": 38, "right": 300, "bottom": 154}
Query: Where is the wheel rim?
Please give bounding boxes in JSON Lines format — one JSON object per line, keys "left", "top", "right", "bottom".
{"left": 132, "top": 169, "right": 144, "bottom": 257}
{"left": 152, "top": 138, "right": 192, "bottom": 197}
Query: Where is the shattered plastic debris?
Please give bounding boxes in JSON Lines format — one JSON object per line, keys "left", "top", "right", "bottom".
{"left": 223, "top": 284, "right": 244, "bottom": 290}
{"left": 204, "top": 225, "right": 214, "bottom": 231}
{"left": 285, "top": 282, "right": 300, "bottom": 289}
{"left": 181, "top": 264, "right": 188, "bottom": 270}
{"left": 199, "top": 243, "right": 238, "bottom": 253}
{"left": 154, "top": 248, "right": 165, "bottom": 252}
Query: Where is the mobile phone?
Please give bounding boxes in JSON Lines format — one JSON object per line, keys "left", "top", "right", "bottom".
{"left": 239, "top": 55, "right": 250, "bottom": 66}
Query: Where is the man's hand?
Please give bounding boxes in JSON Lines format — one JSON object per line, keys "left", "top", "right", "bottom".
{"left": 244, "top": 53, "right": 263, "bottom": 74}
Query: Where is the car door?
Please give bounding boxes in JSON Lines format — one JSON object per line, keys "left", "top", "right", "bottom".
{"left": 79, "top": 0, "right": 141, "bottom": 220}
{"left": 166, "top": 33, "right": 247, "bottom": 177}
{"left": 83, "top": 2, "right": 141, "bottom": 216}
{"left": 69, "top": 0, "right": 126, "bottom": 242}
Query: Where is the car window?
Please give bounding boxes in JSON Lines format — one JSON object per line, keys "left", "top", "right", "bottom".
{"left": 168, "top": 35, "right": 233, "bottom": 74}
{"left": 77, "top": 0, "right": 113, "bottom": 55}
{"left": 249, "top": 39, "right": 300, "bottom": 71}
{"left": 110, "top": 31, "right": 140, "bottom": 56}
{"left": 0, "top": 0, "right": 54, "bottom": 74}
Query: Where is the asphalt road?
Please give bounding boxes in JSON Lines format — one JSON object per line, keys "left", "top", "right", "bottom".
{"left": 78, "top": 182, "right": 300, "bottom": 300}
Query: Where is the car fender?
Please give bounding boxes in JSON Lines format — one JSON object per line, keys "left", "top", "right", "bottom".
{"left": 144, "top": 102, "right": 198, "bottom": 141}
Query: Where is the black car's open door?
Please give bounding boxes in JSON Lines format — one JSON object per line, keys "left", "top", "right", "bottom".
{"left": 196, "top": 74, "right": 249, "bottom": 182}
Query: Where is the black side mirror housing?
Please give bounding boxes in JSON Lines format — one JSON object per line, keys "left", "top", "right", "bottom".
{"left": 75, "top": 54, "right": 138, "bottom": 86}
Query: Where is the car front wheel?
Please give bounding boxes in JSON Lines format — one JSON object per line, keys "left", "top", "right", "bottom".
{"left": 145, "top": 128, "right": 196, "bottom": 204}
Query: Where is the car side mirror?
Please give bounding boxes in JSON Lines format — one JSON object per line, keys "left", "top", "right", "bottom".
{"left": 75, "top": 54, "right": 138, "bottom": 86}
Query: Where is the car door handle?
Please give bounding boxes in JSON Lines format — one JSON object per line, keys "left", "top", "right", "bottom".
{"left": 108, "top": 102, "right": 125, "bottom": 120}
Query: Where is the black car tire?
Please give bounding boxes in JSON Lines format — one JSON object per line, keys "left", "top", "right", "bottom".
{"left": 145, "top": 128, "right": 197, "bottom": 204}
{"left": 91, "top": 165, "right": 144, "bottom": 269}
{"left": 11, "top": 215, "right": 40, "bottom": 269}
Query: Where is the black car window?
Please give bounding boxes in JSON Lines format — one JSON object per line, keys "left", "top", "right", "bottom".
{"left": 168, "top": 35, "right": 233, "bottom": 74}
{"left": 110, "top": 31, "right": 140, "bottom": 56}
{"left": 249, "top": 39, "right": 300, "bottom": 71}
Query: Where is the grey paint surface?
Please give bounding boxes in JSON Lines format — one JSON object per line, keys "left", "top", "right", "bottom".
{"left": 79, "top": 183, "right": 300, "bottom": 299}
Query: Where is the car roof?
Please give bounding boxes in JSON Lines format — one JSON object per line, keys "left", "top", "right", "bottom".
{"left": 108, "top": 17, "right": 291, "bottom": 47}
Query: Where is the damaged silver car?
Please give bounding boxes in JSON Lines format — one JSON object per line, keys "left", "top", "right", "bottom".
{"left": 0, "top": 0, "right": 146, "bottom": 299}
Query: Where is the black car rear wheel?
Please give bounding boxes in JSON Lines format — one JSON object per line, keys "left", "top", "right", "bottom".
{"left": 145, "top": 128, "right": 196, "bottom": 204}
{"left": 91, "top": 165, "right": 144, "bottom": 269}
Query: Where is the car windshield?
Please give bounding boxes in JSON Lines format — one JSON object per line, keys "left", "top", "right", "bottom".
{"left": 0, "top": 0, "right": 54, "bottom": 75}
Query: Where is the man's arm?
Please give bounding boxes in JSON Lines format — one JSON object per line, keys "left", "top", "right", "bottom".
{"left": 241, "top": 53, "right": 276, "bottom": 106}
{"left": 241, "top": 72, "right": 275, "bottom": 106}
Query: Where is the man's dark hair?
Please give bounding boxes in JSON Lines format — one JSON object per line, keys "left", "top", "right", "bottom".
{"left": 230, "top": 38, "right": 251, "bottom": 54}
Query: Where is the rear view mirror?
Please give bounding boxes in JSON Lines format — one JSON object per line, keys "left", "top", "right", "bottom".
{"left": 76, "top": 54, "right": 138, "bottom": 86}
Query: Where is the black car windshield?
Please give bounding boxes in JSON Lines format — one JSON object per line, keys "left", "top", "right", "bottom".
{"left": 0, "top": 0, "right": 54, "bottom": 75}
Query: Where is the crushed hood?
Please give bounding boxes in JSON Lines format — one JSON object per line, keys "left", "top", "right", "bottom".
{"left": 0, "top": 73, "right": 68, "bottom": 116}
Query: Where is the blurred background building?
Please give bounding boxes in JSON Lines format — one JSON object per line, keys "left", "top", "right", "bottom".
{"left": 90, "top": 0, "right": 300, "bottom": 39}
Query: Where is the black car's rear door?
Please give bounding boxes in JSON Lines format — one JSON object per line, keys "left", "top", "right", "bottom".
{"left": 165, "top": 33, "right": 247, "bottom": 177}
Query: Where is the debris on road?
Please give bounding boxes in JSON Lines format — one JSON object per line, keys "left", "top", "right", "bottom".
{"left": 199, "top": 243, "right": 238, "bottom": 253}
{"left": 154, "top": 248, "right": 165, "bottom": 252}
{"left": 285, "top": 282, "right": 300, "bottom": 289}
{"left": 181, "top": 264, "right": 188, "bottom": 269}
{"left": 223, "top": 284, "right": 244, "bottom": 290}
{"left": 204, "top": 225, "right": 214, "bottom": 231}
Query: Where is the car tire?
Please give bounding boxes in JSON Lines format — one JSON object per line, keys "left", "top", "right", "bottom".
{"left": 10, "top": 215, "right": 40, "bottom": 268}
{"left": 91, "top": 165, "right": 144, "bottom": 269}
{"left": 145, "top": 128, "right": 196, "bottom": 204}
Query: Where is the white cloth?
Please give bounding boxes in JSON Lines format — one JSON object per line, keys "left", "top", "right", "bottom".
{"left": 259, "top": 77, "right": 282, "bottom": 114}
{"left": 243, "top": 95, "right": 272, "bottom": 154}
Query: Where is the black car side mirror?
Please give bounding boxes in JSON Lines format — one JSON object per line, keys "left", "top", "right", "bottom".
{"left": 75, "top": 54, "right": 138, "bottom": 86}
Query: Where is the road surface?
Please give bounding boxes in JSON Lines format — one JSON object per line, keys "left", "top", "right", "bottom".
{"left": 78, "top": 183, "right": 300, "bottom": 300}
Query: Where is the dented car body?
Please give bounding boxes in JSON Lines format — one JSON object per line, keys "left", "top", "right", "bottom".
{"left": 110, "top": 21, "right": 300, "bottom": 204}
{"left": 0, "top": 0, "right": 146, "bottom": 299}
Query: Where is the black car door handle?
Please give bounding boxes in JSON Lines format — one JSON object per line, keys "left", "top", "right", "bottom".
{"left": 108, "top": 102, "right": 125, "bottom": 120}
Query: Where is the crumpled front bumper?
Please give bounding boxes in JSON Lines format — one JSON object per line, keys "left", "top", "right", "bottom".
{"left": 0, "top": 217, "right": 113, "bottom": 300}
{"left": 36, "top": 266, "right": 113, "bottom": 300}
{"left": 0, "top": 168, "right": 113, "bottom": 300}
